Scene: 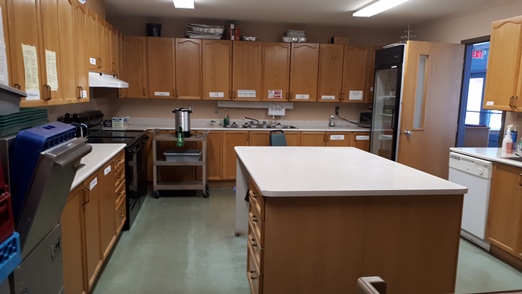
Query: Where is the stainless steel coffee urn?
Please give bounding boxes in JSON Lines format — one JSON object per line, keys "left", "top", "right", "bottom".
{"left": 173, "top": 108, "right": 192, "bottom": 137}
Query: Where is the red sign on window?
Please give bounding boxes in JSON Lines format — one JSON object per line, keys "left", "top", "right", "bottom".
{"left": 472, "top": 49, "right": 484, "bottom": 59}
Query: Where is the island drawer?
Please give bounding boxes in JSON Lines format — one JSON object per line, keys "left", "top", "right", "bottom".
{"left": 247, "top": 239, "right": 263, "bottom": 294}
{"left": 249, "top": 210, "right": 264, "bottom": 247}
{"left": 115, "top": 181, "right": 125, "bottom": 205}
{"left": 114, "top": 196, "right": 126, "bottom": 232}
{"left": 248, "top": 225, "right": 264, "bottom": 272}
{"left": 249, "top": 180, "right": 265, "bottom": 221}
{"left": 114, "top": 166, "right": 125, "bottom": 189}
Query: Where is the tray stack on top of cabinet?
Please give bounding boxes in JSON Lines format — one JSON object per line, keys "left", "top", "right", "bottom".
{"left": 247, "top": 180, "right": 265, "bottom": 294}
{"left": 113, "top": 151, "right": 126, "bottom": 233}
{"left": 185, "top": 24, "right": 225, "bottom": 40}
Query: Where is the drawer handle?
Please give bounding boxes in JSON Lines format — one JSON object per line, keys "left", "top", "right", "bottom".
{"left": 249, "top": 190, "right": 257, "bottom": 198}
{"left": 250, "top": 237, "right": 257, "bottom": 247}
{"left": 249, "top": 271, "right": 258, "bottom": 280}
{"left": 119, "top": 212, "right": 125, "bottom": 218}
{"left": 251, "top": 214, "right": 258, "bottom": 222}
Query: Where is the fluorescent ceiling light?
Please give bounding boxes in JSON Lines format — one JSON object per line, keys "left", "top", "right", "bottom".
{"left": 353, "top": 0, "right": 408, "bottom": 17}
{"left": 173, "top": 0, "right": 194, "bottom": 9}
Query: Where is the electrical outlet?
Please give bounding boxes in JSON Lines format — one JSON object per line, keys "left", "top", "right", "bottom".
{"left": 335, "top": 106, "right": 339, "bottom": 116}
{"left": 214, "top": 106, "right": 219, "bottom": 114}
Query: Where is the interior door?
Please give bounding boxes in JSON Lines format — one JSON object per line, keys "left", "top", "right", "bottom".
{"left": 397, "top": 41, "right": 464, "bottom": 179}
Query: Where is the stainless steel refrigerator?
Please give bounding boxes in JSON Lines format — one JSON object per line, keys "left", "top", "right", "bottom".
{"left": 370, "top": 45, "right": 405, "bottom": 161}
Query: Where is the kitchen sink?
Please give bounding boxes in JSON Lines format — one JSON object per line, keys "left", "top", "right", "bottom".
{"left": 273, "top": 125, "right": 298, "bottom": 129}
{"left": 247, "top": 124, "right": 271, "bottom": 129}
{"left": 506, "top": 156, "right": 522, "bottom": 162}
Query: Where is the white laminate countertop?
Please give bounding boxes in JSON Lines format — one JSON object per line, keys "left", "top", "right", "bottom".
{"left": 450, "top": 147, "right": 522, "bottom": 168}
{"left": 71, "top": 143, "right": 126, "bottom": 190}
{"left": 105, "top": 118, "right": 370, "bottom": 132}
{"left": 235, "top": 146, "right": 467, "bottom": 197}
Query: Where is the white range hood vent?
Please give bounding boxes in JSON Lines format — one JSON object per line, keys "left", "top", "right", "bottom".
{"left": 89, "top": 72, "right": 129, "bottom": 88}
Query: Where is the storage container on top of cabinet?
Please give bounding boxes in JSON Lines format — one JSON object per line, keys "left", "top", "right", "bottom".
{"left": 483, "top": 15, "right": 522, "bottom": 111}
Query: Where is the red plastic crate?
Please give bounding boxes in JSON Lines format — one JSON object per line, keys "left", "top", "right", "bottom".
{"left": 0, "top": 160, "right": 14, "bottom": 244}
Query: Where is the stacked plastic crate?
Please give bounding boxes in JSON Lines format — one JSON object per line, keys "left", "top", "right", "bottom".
{"left": 0, "top": 158, "right": 20, "bottom": 285}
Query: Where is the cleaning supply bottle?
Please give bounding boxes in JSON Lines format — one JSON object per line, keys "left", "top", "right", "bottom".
{"left": 502, "top": 124, "right": 514, "bottom": 156}
{"left": 223, "top": 109, "right": 230, "bottom": 127}
{"left": 176, "top": 126, "right": 184, "bottom": 147}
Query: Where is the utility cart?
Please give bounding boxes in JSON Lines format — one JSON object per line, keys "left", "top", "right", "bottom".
{"left": 152, "top": 130, "right": 209, "bottom": 198}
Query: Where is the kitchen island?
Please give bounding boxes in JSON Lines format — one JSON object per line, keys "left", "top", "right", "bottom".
{"left": 234, "top": 146, "right": 467, "bottom": 294}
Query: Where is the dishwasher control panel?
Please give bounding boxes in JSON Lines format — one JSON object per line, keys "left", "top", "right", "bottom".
{"left": 449, "top": 152, "right": 493, "bottom": 179}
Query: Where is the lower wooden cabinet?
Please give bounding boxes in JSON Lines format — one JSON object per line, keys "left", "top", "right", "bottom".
{"left": 300, "top": 131, "right": 353, "bottom": 146}
{"left": 223, "top": 131, "right": 249, "bottom": 180}
{"left": 352, "top": 132, "right": 370, "bottom": 152}
{"left": 486, "top": 163, "right": 522, "bottom": 257}
{"left": 61, "top": 150, "right": 126, "bottom": 294}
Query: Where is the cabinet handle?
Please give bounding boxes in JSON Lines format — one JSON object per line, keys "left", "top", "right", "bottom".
{"left": 81, "top": 187, "right": 90, "bottom": 205}
{"left": 175, "top": 89, "right": 178, "bottom": 98}
{"left": 119, "top": 212, "right": 125, "bottom": 218}
{"left": 44, "top": 85, "right": 52, "bottom": 101}
{"left": 228, "top": 90, "right": 232, "bottom": 99}
{"left": 286, "top": 92, "right": 291, "bottom": 101}
{"left": 142, "top": 88, "right": 146, "bottom": 97}
{"left": 172, "top": 89, "right": 176, "bottom": 98}
{"left": 249, "top": 271, "right": 258, "bottom": 280}
{"left": 251, "top": 214, "right": 258, "bottom": 222}
{"left": 14, "top": 83, "right": 21, "bottom": 90}
{"left": 232, "top": 90, "right": 236, "bottom": 100}
{"left": 97, "top": 58, "right": 102, "bottom": 69}
{"left": 249, "top": 190, "right": 257, "bottom": 198}
{"left": 250, "top": 237, "right": 257, "bottom": 247}
{"left": 514, "top": 96, "right": 519, "bottom": 109}
{"left": 510, "top": 96, "right": 514, "bottom": 108}
{"left": 339, "top": 93, "right": 343, "bottom": 101}
{"left": 77, "top": 86, "right": 82, "bottom": 99}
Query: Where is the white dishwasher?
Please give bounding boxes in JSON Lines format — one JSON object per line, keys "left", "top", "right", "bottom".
{"left": 449, "top": 152, "right": 493, "bottom": 250}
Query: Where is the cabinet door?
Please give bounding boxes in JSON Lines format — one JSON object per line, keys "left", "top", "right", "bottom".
{"left": 175, "top": 38, "right": 202, "bottom": 99}
{"left": 72, "top": 2, "right": 89, "bottom": 101}
{"left": 84, "top": 173, "right": 102, "bottom": 290}
{"left": 147, "top": 37, "right": 175, "bottom": 99}
{"left": 86, "top": 9, "right": 98, "bottom": 71}
{"left": 249, "top": 131, "right": 270, "bottom": 146}
{"left": 300, "top": 132, "right": 325, "bottom": 146}
{"left": 486, "top": 163, "right": 522, "bottom": 256}
{"left": 59, "top": 0, "right": 79, "bottom": 102}
{"left": 96, "top": 17, "right": 106, "bottom": 72}
{"left": 326, "top": 132, "right": 352, "bottom": 146}
{"left": 124, "top": 36, "right": 148, "bottom": 98}
{"left": 202, "top": 40, "right": 232, "bottom": 100}
{"left": 261, "top": 42, "right": 290, "bottom": 101}
{"left": 207, "top": 131, "right": 223, "bottom": 180}
{"left": 111, "top": 27, "right": 120, "bottom": 75}
{"left": 317, "top": 44, "right": 344, "bottom": 102}
{"left": 483, "top": 16, "right": 522, "bottom": 111}
{"left": 232, "top": 41, "right": 262, "bottom": 101}
{"left": 285, "top": 132, "right": 301, "bottom": 146}
{"left": 98, "top": 160, "right": 116, "bottom": 260}
{"left": 289, "top": 43, "right": 319, "bottom": 102}
{"left": 7, "top": 0, "right": 41, "bottom": 102}
{"left": 342, "top": 45, "right": 371, "bottom": 103}
{"left": 352, "top": 132, "right": 370, "bottom": 151}
{"left": 102, "top": 20, "right": 112, "bottom": 74}
{"left": 61, "top": 186, "right": 87, "bottom": 294}
{"left": 222, "top": 131, "right": 249, "bottom": 180}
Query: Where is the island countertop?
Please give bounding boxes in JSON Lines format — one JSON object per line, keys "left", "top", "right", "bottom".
{"left": 235, "top": 146, "right": 467, "bottom": 197}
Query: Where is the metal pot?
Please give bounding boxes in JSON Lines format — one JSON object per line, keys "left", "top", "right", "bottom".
{"left": 172, "top": 108, "right": 192, "bottom": 138}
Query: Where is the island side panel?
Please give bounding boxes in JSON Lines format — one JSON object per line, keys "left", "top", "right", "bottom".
{"left": 262, "top": 196, "right": 366, "bottom": 294}
{"left": 362, "top": 194, "right": 463, "bottom": 294}
{"left": 235, "top": 158, "right": 249, "bottom": 236}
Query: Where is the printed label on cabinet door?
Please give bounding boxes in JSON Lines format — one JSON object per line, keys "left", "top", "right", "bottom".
{"left": 355, "top": 135, "right": 370, "bottom": 140}
{"left": 295, "top": 94, "right": 309, "bottom": 100}
{"left": 154, "top": 91, "right": 170, "bottom": 96}
{"left": 237, "top": 90, "right": 256, "bottom": 98}
{"left": 90, "top": 177, "right": 98, "bottom": 190}
{"left": 22, "top": 44, "right": 40, "bottom": 99}
{"left": 209, "top": 92, "right": 224, "bottom": 98}
{"left": 45, "top": 50, "right": 58, "bottom": 90}
{"left": 89, "top": 57, "right": 97, "bottom": 65}
{"left": 104, "top": 166, "right": 112, "bottom": 175}
{"left": 349, "top": 91, "right": 363, "bottom": 100}
{"left": 330, "top": 135, "right": 345, "bottom": 140}
{"left": 486, "top": 101, "right": 494, "bottom": 106}
{"left": 268, "top": 90, "right": 283, "bottom": 99}
{"left": 321, "top": 95, "right": 336, "bottom": 100}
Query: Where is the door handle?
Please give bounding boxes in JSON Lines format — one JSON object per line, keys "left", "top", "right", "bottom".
{"left": 403, "top": 130, "right": 413, "bottom": 136}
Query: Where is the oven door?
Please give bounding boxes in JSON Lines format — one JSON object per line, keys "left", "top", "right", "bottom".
{"left": 124, "top": 134, "right": 149, "bottom": 230}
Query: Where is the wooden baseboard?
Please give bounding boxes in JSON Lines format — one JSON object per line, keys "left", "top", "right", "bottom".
{"left": 490, "top": 244, "right": 522, "bottom": 272}
{"left": 207, "top": 180, "right": 235, "bottom": 188}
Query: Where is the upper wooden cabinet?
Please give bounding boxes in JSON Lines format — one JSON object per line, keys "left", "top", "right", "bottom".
{"left": 202, "top": 40, "right": 232, "bottom": 100}
{"left": 317, "top": 44, "right": 344, "bottom": 102}
{"left": 289, "top": 43, "right": 319, "bottom": 102}
{"left": 124, "top": 36, "right": 148, "bottom": 98}
{"left": 86, "top": 9, "right": 98, "bottom": 71}
{"left": 342, "top": 45, "right": 374, "bottom": 104}
{"left": 261, "top": 42, "right": 290, "bottom": 102}
{"left": 233, "top": 41, "right": 262, "bottom": 101}
{"left": 147, "top": 37, "right": 175, "bottom": 99}
{"left": 483, "top": 15, "right": 522, "bottom": 111}
{"left": 72, "top": 2, "right": 89, "bottom": 101}
{"left": 59, "top": 0, "right": 79, "bottom": 103}
{"left": 175, "top": 38, "right": 202, "bottom": 99}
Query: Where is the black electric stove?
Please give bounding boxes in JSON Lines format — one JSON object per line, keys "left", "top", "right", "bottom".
{"left": 58, "top": 111, "right": 149, "bottom": 230}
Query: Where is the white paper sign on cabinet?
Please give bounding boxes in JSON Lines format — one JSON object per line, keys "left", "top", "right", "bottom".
{"left": 330, "top": 135, "right": 345, "bottom": 140}
{"left": 238, "top": 90, "right": 256, "bottom": 98}
{"left": 268, "top": 90, "right": 282, "bottom": 99}
{"left": 295, "top": 94, "right": 309, "bottom": 100}
{"left": 349, "top": 91, "right": 363, "bottom": 101}
{"left": 0, "top": 7, "right": 9, "bottom": 86}
{"left": 209, "top": 92, "right": 224, "bottom": 98}
{"left": 22, "top": 44, "right": 40, "bottom": 100}
{"left": 45, "top": 50, "right": 58, "bottom": 90}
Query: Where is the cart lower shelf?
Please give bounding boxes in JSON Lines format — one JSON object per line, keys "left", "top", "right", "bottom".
{"left": 153, "top": 181, "right": 209, "bottom": 198}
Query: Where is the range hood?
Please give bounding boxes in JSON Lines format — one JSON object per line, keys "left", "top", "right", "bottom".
{"left": 89, "top": 72, "right": 129, "bottom": 88}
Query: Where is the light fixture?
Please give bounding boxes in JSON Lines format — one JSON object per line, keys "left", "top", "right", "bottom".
{"left": 173, "top": 0, "right": 194, "bottom": 9}
{"left": 353, "top": 0, "right": 408, "bottom": 17}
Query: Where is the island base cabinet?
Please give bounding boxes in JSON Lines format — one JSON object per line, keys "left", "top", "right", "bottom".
{"left": 248, "top": 180, "right": 463, "bottom": 294}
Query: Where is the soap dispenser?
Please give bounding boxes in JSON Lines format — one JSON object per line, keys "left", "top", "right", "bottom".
{"left": 502, "top": 124, "right": 514, "bottom": 156}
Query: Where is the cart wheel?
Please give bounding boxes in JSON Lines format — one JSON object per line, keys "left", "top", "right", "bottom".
{"left": 202, "top": 191, "right": 209, "bottom": 198}
{"left": 153, "top": 190, "right": 160, "bottom": 199}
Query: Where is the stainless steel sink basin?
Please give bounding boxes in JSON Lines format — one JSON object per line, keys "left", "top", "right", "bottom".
{"left": 506, "top": 156, "right": 522, "bottom": 162}
{"left": 273, "top": 125, "right": 298, "bottom": 129}
{"left": 247, "top": 124, "right": 271, "bottom": 129}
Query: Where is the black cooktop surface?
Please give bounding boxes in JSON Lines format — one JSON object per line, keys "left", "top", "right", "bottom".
{"left": 87, "top": 130, "right": 147, "bottom": 146}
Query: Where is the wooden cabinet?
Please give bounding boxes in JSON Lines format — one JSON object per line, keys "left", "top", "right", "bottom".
{"left": 147, "top": 37, "right": 175, "bottom": 99}
{"left": 111, "top": 28, "right": 121, "bottom": 76}
{"left": 124, "top": 36, "right": 148, "bottom": 98}
{"left": 61, "top": 150, "right": 125, "bottom": 293}
{"left": 202, "top": 40, "right": 232, "bottom": 100}
{"left": 289, "top": 43, "right": 319, "bottom": 102}
{"left": 483, "top": 15, "right": 522, "bottom": 111}
{"left": 70, "top": 1, "right": 89, "bottom": 101}
{"left": 352, "top": 132, "right": 370, "bottom": 151}
{"left": 249, "top": 131, "right": 270, "bottom": 146}
{"left": 486, "top": 163, "right": 522, "bottom": 257}
{"left": 232, "top": 41, "right": 262, "bottom": 101}
{"left": 261, "top": 42, "right": 290, "bottom": 101}
{"left": 207, "top": 131, "right": 223, "bottom": 180}
{"left": 317, "top": 44, "right": 344, "bottom": 102}
{"left": 300, "top": 131, "right": 352, "bottom": 146}
{"left": 0, "top": 0, "right": 10, "bottom": 84}
{"left": 342, "top": 45, "right": 374, "bottom": 103}
{"left": 285, "top": 132, "right": 300, "bottom": 146}
{"left": 175, "top": 38, "right": 202, "bottom": 99}
{"left": 222, "top": 131, "right": 249, "bottom": 180}
{"left": 86, "top": 8, "right": 98, "bottom": 71}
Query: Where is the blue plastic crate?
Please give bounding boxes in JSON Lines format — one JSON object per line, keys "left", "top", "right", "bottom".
{"left": 0, "top": 232, "right": 21, "bottom": 283}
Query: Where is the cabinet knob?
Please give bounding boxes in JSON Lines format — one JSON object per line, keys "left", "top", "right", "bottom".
{"left": 13, "top": 83, "right": 21, "bottom": 90}
{"left": 119, "top": 212, "right": 125, "bottom": 218}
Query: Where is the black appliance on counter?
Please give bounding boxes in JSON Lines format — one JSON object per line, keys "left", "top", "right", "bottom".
{"left": 58, "top": 110, "right": 149, "bottom": 230}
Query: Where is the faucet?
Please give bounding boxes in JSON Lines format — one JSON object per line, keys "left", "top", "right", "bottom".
{"left": 243, "top": 117, "right": 259, "bottom": 124}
